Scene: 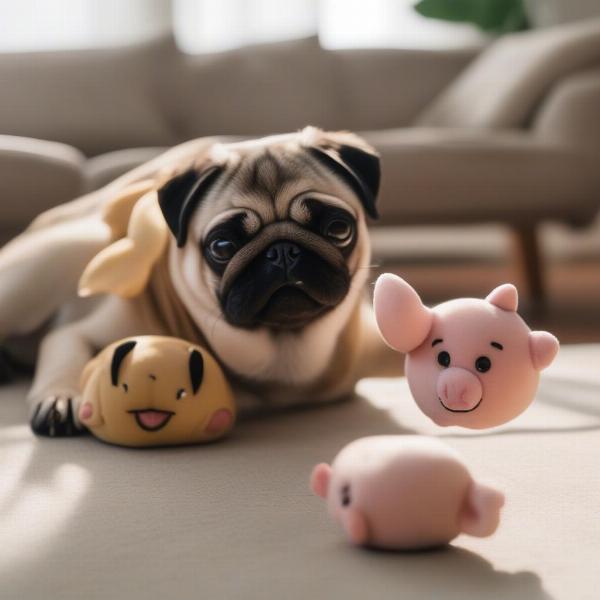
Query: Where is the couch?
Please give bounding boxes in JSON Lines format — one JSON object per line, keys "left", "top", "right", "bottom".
{"left": 1, "top": 19, "right": 600, "bottom": 301}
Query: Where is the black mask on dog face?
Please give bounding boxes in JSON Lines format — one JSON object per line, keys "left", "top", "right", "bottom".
{"left": 209, "top": 217, "right": 353, "bottom": 330}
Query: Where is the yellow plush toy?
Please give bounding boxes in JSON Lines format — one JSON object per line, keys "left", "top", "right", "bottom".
{"left": 79, "top": 336, "right": 236, "bottom": 447}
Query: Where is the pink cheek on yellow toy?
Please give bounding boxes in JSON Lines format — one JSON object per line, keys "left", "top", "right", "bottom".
{"left": 79, "top": 402, "right": 93, "bottom": 421}
{"left": 205, "top": 409, "right": 233, "bottom": 434}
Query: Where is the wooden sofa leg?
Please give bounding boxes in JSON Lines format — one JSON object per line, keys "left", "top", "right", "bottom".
{"left": 512, "top": 225, "right": 545, "bottom": 306}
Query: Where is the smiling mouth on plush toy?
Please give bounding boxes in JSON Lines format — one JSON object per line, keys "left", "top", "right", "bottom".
{"left": 127, "top": 409, "right": 175, "bottom": 432}
{"left": 438, "top": 397, "right": 483, "bottom": 413}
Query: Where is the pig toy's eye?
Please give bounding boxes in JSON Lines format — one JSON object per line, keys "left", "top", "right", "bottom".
{"left": 340, "top": 484, "right": 351, "bottom": 507}
{"left": 437, "top": 351, "right": 451, "bottom": 368}
{"left": 475, "top": 356, "right": 492, "bottom": 373}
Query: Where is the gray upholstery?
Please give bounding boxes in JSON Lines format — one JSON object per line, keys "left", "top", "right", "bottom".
{"left": 0, "top": 36, "right": 475, "bottom": 156}
{"left": 0, "top": 135, "right": 84, "bottom": 235}
{"left": 0, "top": 37, "right": 179, "bottom": 156}
{"left": 534, "top": 67, "right": 600, "bottom": 150}
{"left": 365, "top": 128, "right": 600, "bottom": 226}
{"left": 418, "top": 18, "right": 600, "bottom": 129}
{"left": 83, "top": 147, "right": 167, "bottom": 192}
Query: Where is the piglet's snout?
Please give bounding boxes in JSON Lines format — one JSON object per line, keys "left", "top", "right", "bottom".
{"left": 437, "top": 368, "right": 482, "bottom": 411}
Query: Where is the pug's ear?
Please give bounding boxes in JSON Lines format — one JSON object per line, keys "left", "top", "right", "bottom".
{"left": 111, "top": 340, "right": 137, "bottom": 386}
{"left": 158, "top": 165, "right": 223, "bottom": 247}
{"left": 303, "top": 129, "right": 380, "bottom": 219}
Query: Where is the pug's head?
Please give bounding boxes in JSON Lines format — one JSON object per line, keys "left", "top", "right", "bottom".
{"left": 158, "top": 127, "right": 380, "bottom": 333}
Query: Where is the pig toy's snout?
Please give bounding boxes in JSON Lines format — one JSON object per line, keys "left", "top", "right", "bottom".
{"left": 436, "top": 368, "right": 483, "bottom": 413}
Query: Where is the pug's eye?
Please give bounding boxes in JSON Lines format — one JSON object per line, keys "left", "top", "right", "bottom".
{"left": 122, "top": 383, "right": 128, "bottom": 392}
{"left": 176, "top": 388, "right": 187, "bottom": 400}
{"left": 208, "top": 238, "right": 237, "bottom": 262}
{"left": 324, "top": 218, "right": 354, "bottom": 247}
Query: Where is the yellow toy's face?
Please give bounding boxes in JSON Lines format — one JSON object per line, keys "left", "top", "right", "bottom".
{"left": 80, "top": 337, "right": 235, "bottom": 447}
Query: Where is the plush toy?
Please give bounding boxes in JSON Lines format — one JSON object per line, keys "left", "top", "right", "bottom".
{"left": 79, "top": 336, "right": 236, "bottom": 447}
{"left": 78, "top": 183, "right": 168, "bottom": 299}
{"left": 311, "top": 435, "right": 504, "bottom": 550}
{"left": 373, "top": 274, "right": 559, "bottom": 429}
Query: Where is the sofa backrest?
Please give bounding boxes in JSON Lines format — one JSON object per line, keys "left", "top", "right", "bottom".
{"left": 0, "top": 37, "right": 179, "bottom": 157}
{"left": 418, "top": 18, "right": 600, "bottom": 129}
{"left": 0, "top": 36, "right": 474, "bottom": 156}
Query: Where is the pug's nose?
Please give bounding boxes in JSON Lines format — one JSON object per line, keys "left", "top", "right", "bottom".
{"left": 266, "top": 242, "right": 301, "bottom": 272}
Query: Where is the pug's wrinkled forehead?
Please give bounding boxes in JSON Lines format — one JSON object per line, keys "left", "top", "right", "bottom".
{"left": 158, "top": 127, "right": 380, "bottom": 253}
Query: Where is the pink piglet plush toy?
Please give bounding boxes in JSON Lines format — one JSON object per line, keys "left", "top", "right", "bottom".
{"left": 311, "top": 435, "right": 505, "bottom": 550}
{"left": 373, "top": 274, "right": 559, "bottom": 429}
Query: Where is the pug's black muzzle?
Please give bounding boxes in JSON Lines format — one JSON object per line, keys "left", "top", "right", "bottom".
{"left": 218, "top": 223, "right": 351, "bottom": 330}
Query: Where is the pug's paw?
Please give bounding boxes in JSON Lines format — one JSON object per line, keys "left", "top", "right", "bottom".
{"left": 30, "top": 392, "right": 84, "bottom": 437}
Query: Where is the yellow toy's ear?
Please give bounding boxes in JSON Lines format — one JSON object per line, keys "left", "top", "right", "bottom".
{"left": 79, "top": 191, "right": 168, "bottom": 298}
{"left": 102, "top": 179, "right": 156, "bottom": 240}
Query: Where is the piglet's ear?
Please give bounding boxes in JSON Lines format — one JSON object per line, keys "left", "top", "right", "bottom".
{"left": 486, "top": 284, "right": 518, "bottom": 312}
{"left": 529, "top": 331, "right": 559, "bottom": 371}
{"left": 310, "top": 463, "right": 332, "bottom": 499}
{"left": 373, "top": 273, "right": 433, "bottom": 353}
{"left": 459, "top": 482, "right": 505, "bottom": 538}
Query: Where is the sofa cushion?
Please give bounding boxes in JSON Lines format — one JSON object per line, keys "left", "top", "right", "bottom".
{"left": 533, "top": 68, "right": 600, "bottom": 151}
{"left": 83, "top": 147, "right": 167, "bottom": 191}
{"left": 364, "top": 128, "right": 600, "bottom": 226}
{"left": 0, "top": 37, "right": 179, "bottom": 156}
{"left": 0, "top": 135, "right": 85, "bottom": 235}
{"left": 331, "top": 47, "right": 476, "bottom": 131}
{"left": 418, "top": 18, "right": 600, "bottom": 129}
{"left": 166, "top": 37, "right": 342, "bottom": 137}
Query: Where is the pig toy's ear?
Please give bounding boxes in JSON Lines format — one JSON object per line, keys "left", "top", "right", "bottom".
{"left": 310, "top": 463, "right": 332, "bottom": 499}
{"left": 373, "top": 273, "right": 433, "bottom": 353}
{"left": 486, "top": 283, "right": 518, "bottom": 311}
{"left": 529, "top": 331, "right": 559, "bottom": 371}
{"left": 459, "top": 482, "right": 505, "bottom": 538}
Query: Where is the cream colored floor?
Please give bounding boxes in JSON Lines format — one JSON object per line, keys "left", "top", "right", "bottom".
{"left": 1, "top": 344, "right": 598, "bottom": 600}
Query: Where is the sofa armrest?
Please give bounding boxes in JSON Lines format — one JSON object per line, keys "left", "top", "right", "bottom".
{"left": 533, "top": 68, "right": 600, "bottom": 151}
{"left": 0, "top": 135, "right": 85, "bottom": 233}
{"left": 361, "top": 128, "right": 600, "bottom": 227}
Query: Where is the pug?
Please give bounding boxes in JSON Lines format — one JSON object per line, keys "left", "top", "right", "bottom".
{"left": 0, "top": 127, "right": 397, "bottom": 436}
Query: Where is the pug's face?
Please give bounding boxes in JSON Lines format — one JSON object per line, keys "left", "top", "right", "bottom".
{"left": 158, "top": 128, "right": 380, "bottom": 332}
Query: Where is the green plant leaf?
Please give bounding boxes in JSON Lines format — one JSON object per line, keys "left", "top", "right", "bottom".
{"left": 414, "top": 0, "right": 528, "bottom": 32}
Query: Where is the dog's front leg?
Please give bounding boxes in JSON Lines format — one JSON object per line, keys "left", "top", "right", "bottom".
{"left": 28, "top": 321, "right": 96, "bottom": 436}
{"left": 28, "top": 296, "right": 162, "bottom": 436}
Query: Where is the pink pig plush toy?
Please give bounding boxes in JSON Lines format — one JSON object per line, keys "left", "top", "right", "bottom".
{"left": 373, "top": 274, "right": 559, "bottom": 429}
{"left": 311, "top": 435, "right": 505, "bottom": 550}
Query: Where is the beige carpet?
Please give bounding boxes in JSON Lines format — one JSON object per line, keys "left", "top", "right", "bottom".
{"left": 1, "top": 345, "right": 599, "bottom": 600}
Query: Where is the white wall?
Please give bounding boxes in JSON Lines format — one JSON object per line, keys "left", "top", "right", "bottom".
{"left": 0, "top": 0, "right": 171, "bottom": 52}
{"left": 0, "top": 0, "right": 491, "bottom": 54}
